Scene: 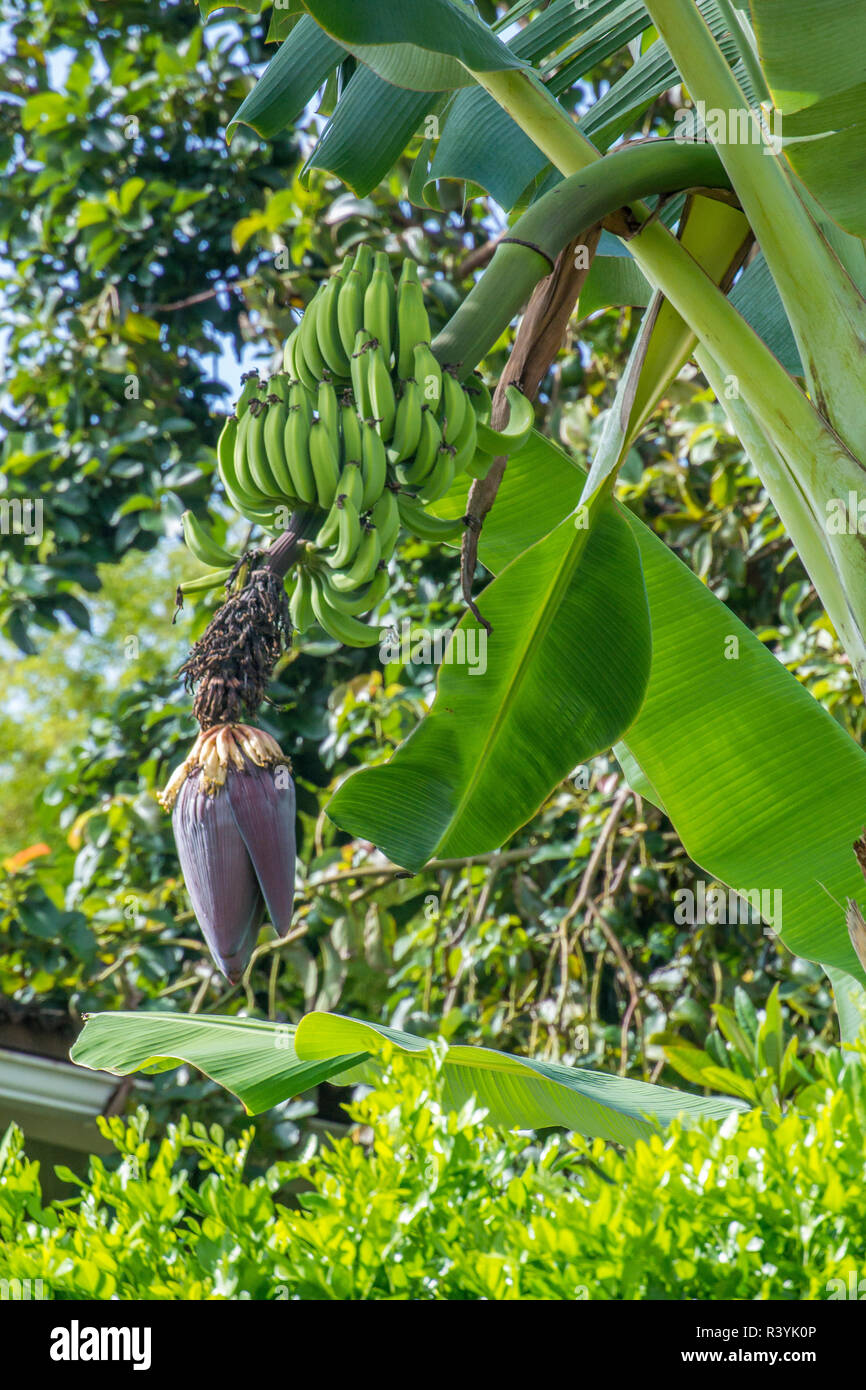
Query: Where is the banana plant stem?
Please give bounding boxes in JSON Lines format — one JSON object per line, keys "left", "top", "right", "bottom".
{"left": 434, "top": 139, "right": 733, "bottom": 373}
{"left": 642, "top": 0, "right": 866, "bottom": 460}
{"left": 696, "top": 345, "right": 866, "bottom": 691}
{"left": 263, "top": 508, "right": 320, "bottom": 580}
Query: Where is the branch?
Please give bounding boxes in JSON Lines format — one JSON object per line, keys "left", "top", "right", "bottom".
{"left": 301, "top": 844, "right": 540, "bottom": 890}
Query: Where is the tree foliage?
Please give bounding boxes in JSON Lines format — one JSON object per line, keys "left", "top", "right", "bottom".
{"left": 0, "top": 0, "right": 297, "bottom": 649}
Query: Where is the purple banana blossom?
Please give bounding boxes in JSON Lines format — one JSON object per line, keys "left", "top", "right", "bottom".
{"left": 159, "top": 724, "right": 296, "bottom": 983}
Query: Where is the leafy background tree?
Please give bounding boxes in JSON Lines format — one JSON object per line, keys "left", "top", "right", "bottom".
{"left": 0, "top": 0, "right": 856, "bottom": 1176}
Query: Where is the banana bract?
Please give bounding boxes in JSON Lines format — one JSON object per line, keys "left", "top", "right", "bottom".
{"left": 158, "top": 724, "right": 296, "bottom": 982}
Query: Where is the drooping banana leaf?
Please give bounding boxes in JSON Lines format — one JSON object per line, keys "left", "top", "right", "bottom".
{"left": 328, "top": 496, "right": 651, "bottom": 870}
{"left": 70, "top": 1009, "right": 746, "bottom": 1143}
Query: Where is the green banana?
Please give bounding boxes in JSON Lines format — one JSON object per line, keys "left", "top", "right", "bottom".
{"left": 234, "top": 402, "right": 268, "bottom": 501}
{"left": 447, "top": 392, "right": 478, "bottom": 476}
{"left": 182, "top": 510, "right": 238, "bottom": 569}
{"left": 339, "top": 393, "right": 363, "bottom": 464}
{"left": 465, "top": 372, "right": 492, "bottom": 424}
{"left": 235, "top": 373, "right": 263, "bottom": 419}
{"left": 217, "top": 414, "right": 242, "bottom": 497}
{"left": 395, "top": 405, "right": 440, "bottom": 485}
{"left": 396, "top": 259, "right": 430, "bottom": 379}
{"left": 247, "top": 398, "right": 283, "bottom": 498}
{"left": 298, "top": 289, "right": 327, "bottom": 388}
{"left": 291, "top": 328, "right": 319, "bottom": 392}
{"left": 363, "top": 251, "right": 394, "bottom": 363}
{"left": 318, "top": 562, "right": 389, "bottom": 615}
{"left": 337, "top": 459, "right": 364, "bottom": 509}
{"left": 223, "top": 472, "right": 277, "bottom": 526}
{"left": 328, "top": 519, "right": 382, "bottom": 589}
{"left": 413, "top": 341, "right": 442, "bottom": 411}
{"left": 316, "top": 273, "right": 352, "bottom": 378}
{"left": 180, "top": 566, "right": 234, "bottom": 595}
{"left": 289, "top": 379, "right": 313, "bottom": 428}
{"left": 387, "top": 377, "right": 424, "bottom": 464}
{"left": 327, "top": 494, "right": 362, "bottom": 569}
{"left": 438, "top": 369, "right": 468, "bottom": 446}
{"left": 317, "top": 378, "right": 341, "bottom": 453}
{"left": 351, "top": 242, "right": 373, "bottom": 284}
{"left": 284, "top": 403, "right": 317, "bottom": 505}
{"left": 371, "top": 488, "right": 400, "bottom": 557}
{"left": 308, "top": 417, "right": 341, "bottom": 510}
{"left": 282, "top": 330, "right": 300, "bottom": 381}
{"left": 360, "top": 420, "right": 387, "bottom": 510}
{"left": 290, "top": 566, "right": 315, "bottom": 632}
{"left": 350, "top": 329, "right": 375, "bottom": 422}
{"left": 265, "top": 372, "right": 289, "bottom": 401}
{"left": 309, "top": 571, "right": 381, "bottom": 647}
{"left": 465, "top": 449, "right": 496, "bottom": 481}
{"left": 367, "top": 339, "right": 396, "bottom": 439}
{"left": 416, "top": 443, "right": 456, "bottom": 505}
{"left": 337, "top": 268, "right": 365, "bottom": 362}
{"left": 383, "top": 251, "right": 398, "bottom": 352}
{"left": 397, "top": 493, "right": 465, "bottom": 542}
{"left": 474, "top": 385, "right": 535, "bottom": 455}
{"left": 218, "top": 417, "right": 278, "bottom": 524}
{"left": 316, "top": 497, "right": 342, "bottom": 550}
{"left": 263, "top": 383, "right": 297, "bottom": 501}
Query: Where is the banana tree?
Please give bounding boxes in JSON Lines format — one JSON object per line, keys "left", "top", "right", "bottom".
{"left": 74, "top": 0, "right": 866, "bottom": 1139}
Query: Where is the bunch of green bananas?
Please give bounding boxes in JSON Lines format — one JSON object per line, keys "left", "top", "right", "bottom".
{"left": 184, "top": 244, "right": 537, "bottom": 646}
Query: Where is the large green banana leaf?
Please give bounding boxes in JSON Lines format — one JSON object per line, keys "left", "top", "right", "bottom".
{"left": 224, "top": 0, "right": 866, "bottom": 260}
{"left": 328, "top": 497, "right": 651, "bottom": 871}
{"left": 335, "top": 430, "right": 866, "bottom": 986}
{"left": 230, "top": 0, "right": 636, "bottom": 203}
{"left": 70, "top": 1010, "right": 745, "bottom": 1144}
{"left": 227, "top": 14, "right": 343, "bottom": 141}
{"left": 228, "top": 1, "right": 755, "bottom": 220}
{"left": 295, "top": 0, "right": 526, "bottom": 90}
{"left": 304, "top": 68, "right": 434, "bottom": 197}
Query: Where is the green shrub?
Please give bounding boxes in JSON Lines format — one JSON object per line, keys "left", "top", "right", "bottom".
{"left": 2, "top": 1046, "right": 865, "bottom": 1300}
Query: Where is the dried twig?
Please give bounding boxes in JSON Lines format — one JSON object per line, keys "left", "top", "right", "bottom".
{"left": 586, "top": 900, "right": 645, "bottom": 1076}
{"left": 555, "top": 785, "right": 632, "bottom": 1006}
{"left": 301, "top": 844, "right": 539, "bottom": 892}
